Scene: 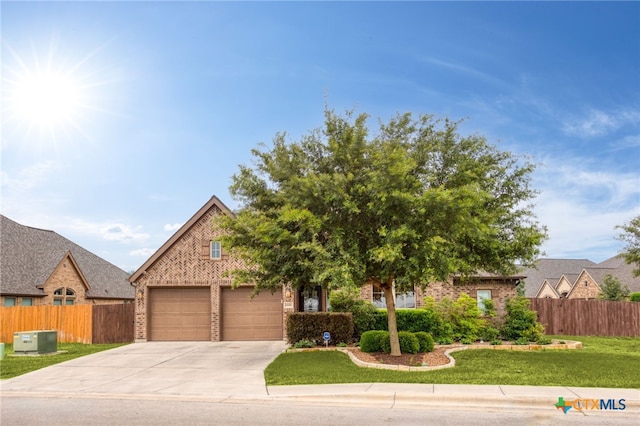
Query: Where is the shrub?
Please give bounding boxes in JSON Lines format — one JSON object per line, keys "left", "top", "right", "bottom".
{"left": 514, "top": 337, "right": 530, "bottom": 345}
{"left": 369, "top": 308, "right": 443, "bottom": 337}
{"left": 480, "top": 326, "right": 501, "bottom": 342}
{"left": 630, "top": 292, "right": 640, "bottom": 302}
{"left": 397, "top": 331, "right": 420, "bottom": 354}
{"left": 359, "top": 330, "right": 389, "bottom": 353}
{"left": 414, "top": 331, "right": 435, "bottom": 353}
{"left": 293, "top": 339, "right": 315, "bottom": 349}
{"left": 490, "top": 339, "right": 502, "bottom": 346}
{"left": 437, "top": 336, "right": 453, "bottom": 345}
{"left": 287, "top": 312, "right": 353, "bottom": 345}
{"left": 501, "top": 296, "right": 544, "bottom": 342}
{"left": 536, "top": 336, "right": 552, "bottom": 345}
{"left": 597, "top": 274, "right": 630, "bottom": 301}
{"left": 329, "top": 287, "right": 377, "bottom": 339}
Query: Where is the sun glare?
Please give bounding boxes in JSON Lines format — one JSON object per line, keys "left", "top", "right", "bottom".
{"left": 12, "top": 70, "right": 83, "bottom": 129}
{"left": 2, "top": 43, "right": 102, "bottom": 143}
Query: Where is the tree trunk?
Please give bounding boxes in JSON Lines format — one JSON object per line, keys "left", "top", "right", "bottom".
{"left": 382, "top": 277, "right": 401, "bottom": 356}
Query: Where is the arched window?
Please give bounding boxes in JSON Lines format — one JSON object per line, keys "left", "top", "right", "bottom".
{"left": 53, "top": 287, "right": 76, "bottom": 305}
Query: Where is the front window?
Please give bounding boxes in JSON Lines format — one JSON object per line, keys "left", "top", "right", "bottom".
{"left": 21, "top": 298, "right": 33, "bottom": 306}
{"left": 477, "top": 290, "right": 492, "bottom": 313}
{"left": 210, "top": 241, "right": 222, "bottom": 260}
{"left": 4, "top": 297, "right": 16, "bottom": 307}
{"left": 372, "top": 284, "right": 415, "bottom": 309}
{"left": 54, "top": 287, "right": 75, "bottom": 305}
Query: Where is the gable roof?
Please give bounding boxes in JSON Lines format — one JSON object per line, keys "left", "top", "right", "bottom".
{"left": 535, "top": 280, "right": 559, "bottom": 298}
{"left": 519, "top": 258, "right": 596, "bottom": 297}
{"left": 590, "top": 255, "right": 640, "bottom": 293}
{"left": 129, "top": 195, "right": 234, "bottom": 283}
{"left": 0, "top": 215, "right": 133, "bottom": 299}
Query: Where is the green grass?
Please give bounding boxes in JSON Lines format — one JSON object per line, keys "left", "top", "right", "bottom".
{"left": 0, "top": 342, "right": 127, "bottom": 380}
{"left": 265, "top": 336, "right": 640, "bottom": 388}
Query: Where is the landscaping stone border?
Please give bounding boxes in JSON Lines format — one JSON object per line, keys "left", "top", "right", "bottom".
{"left": 331, "top": 340, "right": 583, "bottom": 372}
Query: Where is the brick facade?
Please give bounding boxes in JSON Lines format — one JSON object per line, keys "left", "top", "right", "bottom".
{"left": 131, "top": 198, "right": 286, "bottom": 342}
{"left": 361, "top": 278, "right": 518, "bottom": 317}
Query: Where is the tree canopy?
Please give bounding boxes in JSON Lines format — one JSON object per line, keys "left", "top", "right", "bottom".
{"left": 221, "top": 109, "right": 547, "bottom": 355}
{"left": 616, "top": 215, "right": 640, "bottom": 277}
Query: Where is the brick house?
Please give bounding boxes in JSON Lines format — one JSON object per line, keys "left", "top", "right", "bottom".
{"left": 521, "top": 257, "right": 640, "bottom": 299}
{"left": 0, "top": 215, "right": 133, "bottom": 307}
{"left": 130, "top": 196, "right": 524, "bottom": 342}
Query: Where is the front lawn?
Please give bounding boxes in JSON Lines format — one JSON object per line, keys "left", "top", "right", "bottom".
{"left": 0, "top": 343, "right": 127, "bottom": 379}
{"left": 264, "top": 336, "right": 640, "bottom": 388}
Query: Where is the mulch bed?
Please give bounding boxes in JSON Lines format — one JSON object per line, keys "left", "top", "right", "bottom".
{"left": 345, "top": 346, "right": 452, "bottom": 367}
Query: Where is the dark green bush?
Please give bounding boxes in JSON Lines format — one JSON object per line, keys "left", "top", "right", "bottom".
{"left": 286, "top": 312, "right": 353, "bottom": 345}
{"left": 480, "top": 326, "right": 501, "bottom": 342}
{"left": 359, "top": 330, "right": 389, "bottom": 353}
{"left": 369, "top": 309, "right": 442, "bottom": 336}
{"left": 397, "top": 331, "right": 420, "bottom": 354}
{"left": 501, "top": 296, "right": 544, "bottom": 342}
{"left": 437, "top": 336, "right": 453, "bottom": 345}
{"left": 414, "top": 331, "right": 435, "bottom": 352}
{"left": 630, "top": 292, "right": 640, "bottom": 302}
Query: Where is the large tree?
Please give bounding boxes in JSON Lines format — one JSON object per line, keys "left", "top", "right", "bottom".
{"left": 221, "top": 109, "right": 546, "bottom": 356}
{"left": 616, "top": 215, "right": 640, "bottom": 277}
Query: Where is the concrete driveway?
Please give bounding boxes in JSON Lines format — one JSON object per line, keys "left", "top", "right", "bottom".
{"left": 1, "top": 341, "right": 288, "bottom": 400}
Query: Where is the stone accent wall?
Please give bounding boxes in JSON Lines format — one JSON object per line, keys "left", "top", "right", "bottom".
{"left": 568, "top": 272, "right": 601, "bottom": 299}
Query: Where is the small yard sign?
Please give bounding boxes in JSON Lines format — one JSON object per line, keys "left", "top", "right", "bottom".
{"left": 323, "top": 331, "right": 330, "bottom": 347}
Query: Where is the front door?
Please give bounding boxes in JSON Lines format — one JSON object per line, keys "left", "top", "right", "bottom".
{"left": 298, "top": 286, "right": 323, "bottom": 312}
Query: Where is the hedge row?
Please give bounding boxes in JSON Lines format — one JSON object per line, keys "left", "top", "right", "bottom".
{"left": 372, "top": 309, "right": 443, "bottom": 335}
{"left": 359, "top": 330, "right": 435, "bottom": 354}
{"left": 286, "top": 312, "right": 354, "bottom": 345}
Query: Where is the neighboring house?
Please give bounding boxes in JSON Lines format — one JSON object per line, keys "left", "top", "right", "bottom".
{"left": 130, "top": 196, "right": 525, "bottom": 342}
{"left": 0, "top": 215, "right": 134, "bottom": 307}
{"left": 521, "top": 257, "right": 640, "bottom": 300}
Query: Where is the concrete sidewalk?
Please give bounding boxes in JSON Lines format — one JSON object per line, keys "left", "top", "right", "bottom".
{"left": 1, "top": 341, "right": 638, "bottom": 414}
{"left": 265, "top": 383, "right": 639, "bottom": 412}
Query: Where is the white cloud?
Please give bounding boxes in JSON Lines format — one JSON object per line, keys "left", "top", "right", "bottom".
{"left": 64, "top": 219, "right": 150, "bottom": 243}
{"left": 562, "top": 108, "right": 639, "bottom": 138}
{"left": 163, "top": 223, "right": 182, "bottom": 231}
{"left": 532, "top": 157, "right": 640, "bottom": 262}
{"left": 130, "top": 247, "right": 156, "bottom": 257}
{"left": 0, "top": 160, "right": 60, "bottom": 191}
{"left": 101, "top": 223, "right": 150, "bottom": 242}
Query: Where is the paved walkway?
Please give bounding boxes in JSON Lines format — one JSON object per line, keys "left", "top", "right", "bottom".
{"left": 1, "top": 341, "right": 638, "bottom": 414}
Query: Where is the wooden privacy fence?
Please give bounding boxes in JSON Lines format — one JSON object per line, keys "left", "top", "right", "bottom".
{"left": 0, "top": 303, "right": 134, "bottom": 344}
{"left": 528, "top": 298, "right": 640, "bottom": 337}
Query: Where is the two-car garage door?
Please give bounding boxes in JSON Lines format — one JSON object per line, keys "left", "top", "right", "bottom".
{"left": 148, "top": 287, "right": 282, "bottom": 341}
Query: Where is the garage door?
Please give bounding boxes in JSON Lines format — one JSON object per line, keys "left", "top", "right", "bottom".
{"left": 221, "top": 287, "right": 282, "bottom": 340}
{"left": 148, "top": 288, "right": 211, "bottom": 341}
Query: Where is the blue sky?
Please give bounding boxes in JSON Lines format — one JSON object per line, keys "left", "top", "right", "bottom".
{"left": 2, "top": 1, "right": 639, "bottom": 272}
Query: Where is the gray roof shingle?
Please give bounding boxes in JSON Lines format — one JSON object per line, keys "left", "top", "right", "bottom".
{"left": 1, "top": 215, "right": 133, "bottom": 299}
{"left": 519, "top": 259, "right": 596, "bottom": 297}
